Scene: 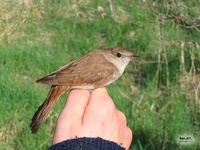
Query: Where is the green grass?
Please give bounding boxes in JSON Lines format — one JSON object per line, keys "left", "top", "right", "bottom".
{"left": 0, "top": 0, "right": 199, "bottom": 150}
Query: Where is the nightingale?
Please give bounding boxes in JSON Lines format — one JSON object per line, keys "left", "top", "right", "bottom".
{"left": 30, "top": 47, "right": 138, "bottom": 133}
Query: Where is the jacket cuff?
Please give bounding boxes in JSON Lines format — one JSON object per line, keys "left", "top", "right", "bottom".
{"left": 48, "top": 137, "right": 125, "bottom": 150}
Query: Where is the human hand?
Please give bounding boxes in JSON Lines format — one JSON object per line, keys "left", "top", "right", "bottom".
{"left": 53, "top": 88, "right": 132, "bottom": 150}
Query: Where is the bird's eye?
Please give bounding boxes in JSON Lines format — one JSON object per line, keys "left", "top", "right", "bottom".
{"left": 116, "top": 52, "right": 121, "bottom": 58}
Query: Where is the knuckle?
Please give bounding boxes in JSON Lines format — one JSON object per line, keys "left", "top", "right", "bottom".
{"left": 124, "top": 127, "right": 133, "bottom": 149}
{"left": 118, "top": 111, "right": 127, "bottom": 125}
{"left": 126, "top": 127, "right": 133, "bottom": 139}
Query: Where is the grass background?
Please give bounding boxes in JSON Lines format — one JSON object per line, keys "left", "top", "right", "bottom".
{"left": 0, "top": 0, "right": 199, "bottom": 149}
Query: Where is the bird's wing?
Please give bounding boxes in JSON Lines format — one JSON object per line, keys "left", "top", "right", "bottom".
{"left": 36, "top": 51, "right": 117, "bottom": 88}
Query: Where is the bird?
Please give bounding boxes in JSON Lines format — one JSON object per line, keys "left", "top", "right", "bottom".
{"left": 30, "top": 47, "right": 138, "bottom": 133}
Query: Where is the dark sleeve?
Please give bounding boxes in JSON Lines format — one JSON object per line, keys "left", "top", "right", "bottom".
{"left": 47, "top": 137, "right": 125, "bottom": 150}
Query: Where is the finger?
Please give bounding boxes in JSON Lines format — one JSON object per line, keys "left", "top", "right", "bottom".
{"left": 116, "top": 110, "right": 127, "bottom": 143}
{"left": 59, "top": 89, "right": 90, "bottom": 124}
{"left": 80, "top": 88, "right": 117, "bottom": 138}
{"left": 117, "top": 111, "right": 127, "bottom": 127}
{"left": 53, "top": 90, "right": 90, "bottom": 144}
{"left": 89, "top": 87, "right": 112, "bottom": 104}
{"left": 83, "top": 88, "right": 115, "bottom": 122}
{"left": 122, "top": 127, "right": 133, "bottom": 150}
{"left": 116, "top": 110, "right": 132, "bottom": 149}
{"left": 88, "top": 88, "right": 116, "bottom": 114}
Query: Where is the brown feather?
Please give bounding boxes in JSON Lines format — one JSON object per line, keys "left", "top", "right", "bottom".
{"left": 30, "top": 85, "right": 69, "bottom": 133}
{"left": 36, "top": 50, "right": 117, "bottom": 87}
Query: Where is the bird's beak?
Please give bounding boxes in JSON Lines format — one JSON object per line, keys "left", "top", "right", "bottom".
{"left": 131, "top": 55, "right": 139, "bottom": 60}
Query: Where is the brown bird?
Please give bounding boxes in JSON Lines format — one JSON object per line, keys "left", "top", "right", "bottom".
{"left": 30, "top": 48, "right": 138, "bottom": 133}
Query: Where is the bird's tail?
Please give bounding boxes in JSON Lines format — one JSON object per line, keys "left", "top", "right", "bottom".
{"left": 30, "top": 85, "right": 69, "bottom": 133}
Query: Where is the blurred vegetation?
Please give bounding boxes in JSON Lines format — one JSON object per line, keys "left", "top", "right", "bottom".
{"left": 0, "top": 0, "right": 199, "bottom": 150}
